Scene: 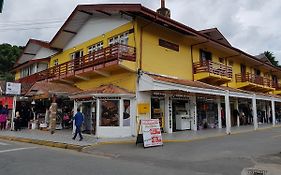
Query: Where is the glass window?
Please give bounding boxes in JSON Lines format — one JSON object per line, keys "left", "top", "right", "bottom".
{"left": 70, "top": 50, "right": 83, "bottom": 60}
{"left": 123, "top": 100, "right": 130, "bottom": 126}
{"left": 108, "top": 32, "right": 129, "bottom": 46}
{"left": 100, "top": 100, "right": 120, "bottom": 126}
{"left": 88, "top": 42, "right": 103, "bottom": 54}
{"left": 200, "top": 49, "right": 212, "bottom": 62}
{"left": 54, "top": 59, "right": 59, "bottom": 66}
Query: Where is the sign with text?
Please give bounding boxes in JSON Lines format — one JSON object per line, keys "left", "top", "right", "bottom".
{"left": 141, "top": 119, "right": 163, "bottom": 148}
{"left": 6, "top": 82, "right": 21, "bottom": 95}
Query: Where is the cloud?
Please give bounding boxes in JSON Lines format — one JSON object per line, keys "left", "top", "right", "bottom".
{"left": 0, "top": 0, "right": 281, "bottom": 61}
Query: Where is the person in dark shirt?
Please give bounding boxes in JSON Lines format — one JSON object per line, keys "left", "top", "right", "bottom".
{"left": 72, "top": 108, "right": 84, "bottom": 141}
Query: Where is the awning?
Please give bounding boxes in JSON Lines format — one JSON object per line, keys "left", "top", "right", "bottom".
{"left": 139, "top": 72, "right": 281, "bottom": 102}
{"left": 139, "top": 72, "right": 225, "bottom": 96}
{"left": 70, "top": 84, "right": 135, "bottom": 99}
{"left": 25, "top": 81, "right": 81, "bottom": 99}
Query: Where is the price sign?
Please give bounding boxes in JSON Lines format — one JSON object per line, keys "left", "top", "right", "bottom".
{"left": 141, "top": 119, "right": 163, "bottom": 148}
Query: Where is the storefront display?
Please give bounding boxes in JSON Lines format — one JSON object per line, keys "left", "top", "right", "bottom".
{"left": 197, "top": 97, "right": 218, "bottom": 130}
{"left": 151, "top": 96, "right": 165, "bottom": 129}
{"left": 123, "top": 100, "right": 130, "bottom": 126}
{"left": 100, "top": 99, "right": 120, "bottom": 126}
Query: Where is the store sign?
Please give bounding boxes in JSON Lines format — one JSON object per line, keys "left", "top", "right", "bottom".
{"left": 6, "top": 82, "right": 21, "bottom": 95}
{"left": 141, "top": 119, "right": 163, "bottom": 148}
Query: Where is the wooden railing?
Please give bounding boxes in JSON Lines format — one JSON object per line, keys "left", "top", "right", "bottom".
{"left": 272, "top": 82, "right": 281, "bottom": 90}
{"left": 193, "top": 60, "right": 233, "bottom": 78}
{"left": 16, "top": 44, "right": 136, "bottom": 84}
{"left": 235, "top": 73, "right": 273, "bottom": 88}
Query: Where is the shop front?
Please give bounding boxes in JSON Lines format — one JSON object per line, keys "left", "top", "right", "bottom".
{"left": 196, "top": 96, "right": 218, "bottom": 130}
{"left": 71, "top": 84, "right": 135, "bottom": 138}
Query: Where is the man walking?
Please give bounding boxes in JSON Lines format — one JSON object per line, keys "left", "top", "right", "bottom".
{"left": 72, "top": 108, "right": 84, "bottom": 141}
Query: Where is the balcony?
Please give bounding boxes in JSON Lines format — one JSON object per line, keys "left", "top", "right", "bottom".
{"left": 16, "top": 44, "right": 136, "bottom": 84}
{"left": 193, "top": 60, "right": 232, "bottom": 85}
{"left": 235, "top": 73, "right": 275, "bottom": 92}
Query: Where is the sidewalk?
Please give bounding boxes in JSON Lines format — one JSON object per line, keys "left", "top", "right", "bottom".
{"left": 0, "top": 124, "right": 278, "bottom": 151}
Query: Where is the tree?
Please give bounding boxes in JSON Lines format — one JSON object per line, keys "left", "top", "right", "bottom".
{"left": 0, "top": 43, "right": 23, "bottom": 81}
{"left": 264, "top": 51, "right": 280, "bottom": 67}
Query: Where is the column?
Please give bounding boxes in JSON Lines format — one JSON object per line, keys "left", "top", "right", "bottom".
{"left": 96, "top": 99, "right": 100, "bottom": 137}
{"left": 217, "top": 97, "right": 222, "bottom": 129}
{"left": 190, "top": 95, "right": 197, "bottom": 131}
{"left": 72, "top": 100, "right": 78, "bottom": 134}
{"left": 271, "top": 99, "right": 276, "bottom": 126}
{"left": 225, "top": 91, "right": 231, "bottom": 134}
{"left": 11, "top": 96, "right": 17, "bottom": 130}
{"left": 252, "top": 94, "right": 258, "bottom": 130}
{"left": 164, "top": 95, "right": 172, "bottom": 133}
{"left": 235, "top": 98, "right": 240, "bottom": 127}
{"left": 120, "top": 99, "right": 124, "bottom": 127}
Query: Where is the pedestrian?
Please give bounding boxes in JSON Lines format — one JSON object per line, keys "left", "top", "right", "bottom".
{"left": 14, "top": 111, "right": 21, "bottom": 131}
{"left": 72, "top": 108, "right": 84, "bottom": 141}
{"left": 0, "top": 105, "right": 4, "bottom": 130}
{"left": 2, "top": 105, "right": 9, "bottom": 130}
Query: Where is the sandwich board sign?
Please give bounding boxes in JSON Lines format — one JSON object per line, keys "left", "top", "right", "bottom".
{"left": 136, "top": 119, "right": 163, "bottom": 148}
{"left": 6, "top": 82, "right": 21, "bottom": 95}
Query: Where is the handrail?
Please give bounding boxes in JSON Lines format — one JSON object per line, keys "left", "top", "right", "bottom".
{"left": 235, "top": 72, "right": 273, "bottom": 88}
{"left": 16, "top": 44, "right": 136, "bottom": 84}
{"left": 193, "top": 60, "right": 233, "bottom": 78}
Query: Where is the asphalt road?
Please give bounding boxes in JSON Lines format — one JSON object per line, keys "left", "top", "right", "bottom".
{"left": 1, "top": 127, "right": 281, "bottom": 175}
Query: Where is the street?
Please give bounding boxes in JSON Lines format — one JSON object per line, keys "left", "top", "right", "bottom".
{"left": 1, "top": 127, "right": 281, "bottom": 175}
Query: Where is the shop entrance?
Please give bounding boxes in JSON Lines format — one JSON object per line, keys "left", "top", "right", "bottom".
{"left": 81, "top": 101, "right": 96, "bottom": 135}
{"left": 197, "top": 97, "right": 218, "bottom": 130}
{"left": 151, "top": 96, "right": 165, "bottom": 130}
{"left": 172, "top": 99, "right": 191, "bottom": 132}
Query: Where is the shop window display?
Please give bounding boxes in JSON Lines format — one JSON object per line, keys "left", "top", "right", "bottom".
{"left": 100, "top": 100, "right": 119, "bottom": 126}
{"left": 123, "top": 100, "right": 130, "bottom": 126}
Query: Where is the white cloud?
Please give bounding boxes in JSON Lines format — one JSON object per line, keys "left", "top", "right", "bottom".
{"left": 0, "top": 0, "right": 281, "bottom": 61}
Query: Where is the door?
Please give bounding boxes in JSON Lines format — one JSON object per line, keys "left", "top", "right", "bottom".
{"left": 240, "top": 64, "right": 246, "bottom": 81}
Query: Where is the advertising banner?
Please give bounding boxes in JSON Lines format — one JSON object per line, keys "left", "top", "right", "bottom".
{"left": 6, "top": 82, "right": 21, "bottom": 95}
{"left": 141, "top": 119, "right": 163, "bottom": 148}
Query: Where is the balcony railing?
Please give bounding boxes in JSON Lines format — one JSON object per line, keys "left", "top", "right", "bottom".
{"left": 235, "top": 73, "right": 273, "bottom": 88}
{"left": 272, "top": 82, "right": 281, "bottom": 90}
{"left": 193, "top": 60, "right": 233, "bottom": 78}
{"left": 16, "top": 44, "right": 136, "bottom": 84}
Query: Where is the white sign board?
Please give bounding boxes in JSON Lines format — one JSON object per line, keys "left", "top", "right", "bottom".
{"left": 141, "top": 119, "right": 163, "bottom": 148}
{"left": 6, "top": 82, "right": 21, "bottom": 95}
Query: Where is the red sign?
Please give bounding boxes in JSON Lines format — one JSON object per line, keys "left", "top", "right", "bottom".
{"left": 0, "top": 97, "right": 13, "bottom": 109}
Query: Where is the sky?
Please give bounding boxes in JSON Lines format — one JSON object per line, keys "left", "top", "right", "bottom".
{"left": 1, "top": 0, "right": 281, "bottom": 61}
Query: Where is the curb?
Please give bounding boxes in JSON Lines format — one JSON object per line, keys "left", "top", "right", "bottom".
{"left": 0, "top": 135, "right": 85, "bottom": 151}
{"left": 88, "top": 125, "right": 280, "bottom": 147}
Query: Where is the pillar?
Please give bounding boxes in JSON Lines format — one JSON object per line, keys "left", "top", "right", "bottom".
{"left": 235, "top": 98, "right": 240, "bottom": 127}
{"left": 164, "top": 95, "right": 172, "bottom": 133}
{"left": 252, "top": 94, "right": 258, "bottom": 130}
{"left": 271, "top": 99, "right": 276, "bottom": 126}
{"left": 11, "top": 96, "right": 17, "bottom": 130}
{"left": 72, "top": 100, "right": 78, "bottom": 134}
{"left": 190, "top": 95, "right": 197, "bottom": 131}
{"left": 225, "top": 91, "right": 231, "bottom": 134}
{"left": 217, "top": 97, "right": 222, "bottom": 129}
{"left": 96, "top": 99, "right": 100, "bottom": 137}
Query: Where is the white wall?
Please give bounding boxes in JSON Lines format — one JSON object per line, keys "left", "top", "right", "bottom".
{"left": 34, "top": 47, "right": 57, "bottom": 60}
{"left": 65, "top": 14, "right": 131, "bottom": 50}
{"left": 97, "top": 127, "right": 131, "bottom": 138}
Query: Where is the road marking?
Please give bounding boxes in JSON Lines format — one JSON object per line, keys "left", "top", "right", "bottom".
{"left": 0, "top": 142, "right": 9, "bottom": 145}
{"left": 0, "top": 147, "right": 37, "bottom": 154}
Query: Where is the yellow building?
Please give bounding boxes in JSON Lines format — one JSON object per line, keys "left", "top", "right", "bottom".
{"left": 14, "top": 3, "right": 281, "bottom": 137}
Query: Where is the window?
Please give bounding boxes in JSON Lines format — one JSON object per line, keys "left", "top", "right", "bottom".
{"left": 123, "top": 100, "right": 130, "bottom": 126}
{"left": 70, "top": 50, "right": 83, "bottom": 60}
{"left": 100, "top": 100, "right": 120, "bottom": 126}
{"left": 108, "top": 32, "right": 129, "bottom": 46}
{"left": 54, "top": 59, "right": 59, "bottom": 66}
{"left": 219, "top": 58, "right": 225, "bottom": 64}
{"left": 200, "top": 49, "right": 212, "bottom": 62}
{"left": 88, "top": 42, "right": 103, "bottom": 54}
